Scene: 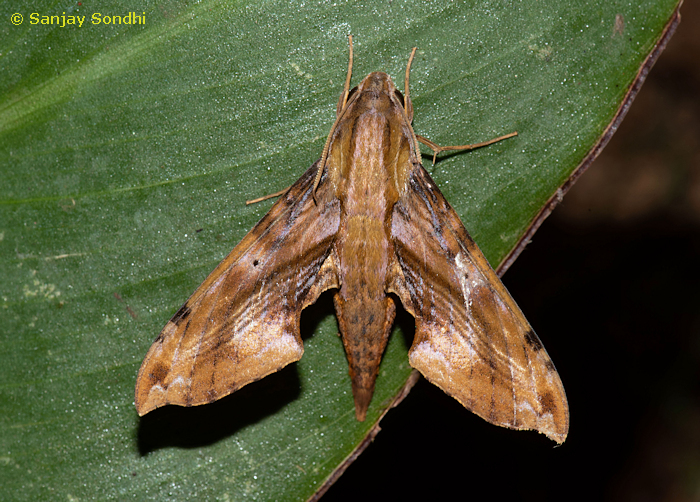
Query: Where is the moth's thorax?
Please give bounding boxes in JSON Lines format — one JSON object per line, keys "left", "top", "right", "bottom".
{"left": 328, "top": 72, "right": 414, "bottom": 217}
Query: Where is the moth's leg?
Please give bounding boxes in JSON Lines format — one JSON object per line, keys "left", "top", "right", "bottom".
{"left": 245, "top": 187, "right": 289, "bottom": 205}
{"left": 416, "top": 131, "right": 518, "bottom": 165}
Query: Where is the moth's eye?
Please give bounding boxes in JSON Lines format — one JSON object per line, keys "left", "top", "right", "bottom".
{"left": 394, "top": 90, "right": 405, "bottom": 108}
{"left": 346, "top": 86, "right": 358, "bottom": 101}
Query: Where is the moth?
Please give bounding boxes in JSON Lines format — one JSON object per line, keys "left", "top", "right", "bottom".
{"left": 135, "top": 37, "right": 569, "bottom": 444}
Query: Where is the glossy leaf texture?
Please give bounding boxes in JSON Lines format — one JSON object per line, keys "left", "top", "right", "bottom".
{"left": 0, "top": 0, "right": 680, "bottom": 500}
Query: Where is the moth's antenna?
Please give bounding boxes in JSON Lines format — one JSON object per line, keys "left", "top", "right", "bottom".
{"left": 341, "top": 35, "right": 354, "bottom": 110}
{"left": 404, "top": 47, "right": 416, "bottom": 106}
{"left": 403, "top": 47, "right": 422, "bottom": 159}
{"left": 314, "top": 35, "right": 354, "bottom": 203}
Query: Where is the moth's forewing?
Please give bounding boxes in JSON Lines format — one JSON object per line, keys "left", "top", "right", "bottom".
{"left": 389, "top": 166, "right": 569, "bottom": 444}
{"left": 135, "top": 162, "right": 341, "bottom": 416}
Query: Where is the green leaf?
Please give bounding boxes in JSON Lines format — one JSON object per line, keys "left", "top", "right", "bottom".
{"left": 0, "top": 0, "right": 679, "bottom": 500}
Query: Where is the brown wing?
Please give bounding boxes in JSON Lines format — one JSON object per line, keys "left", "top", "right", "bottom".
{"left": 135, "top": 161, "right": 341, "bottom": 416}
{"left": 388, "top": 165, "right": 569, "bottom": 443}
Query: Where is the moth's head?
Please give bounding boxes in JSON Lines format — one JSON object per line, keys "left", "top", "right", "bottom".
{"left": 339, "top": 71, "right": 407, "bottom": 114}
{"left": 358, "top": 71, "right": 395, "bottom": 94}
{"left": 360, "top": 72, "right": 406, "bottom": 107}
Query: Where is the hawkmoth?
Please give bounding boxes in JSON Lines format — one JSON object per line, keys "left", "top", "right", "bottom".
{"left": 135, "top": 37, "right": 569, "bottom": 444}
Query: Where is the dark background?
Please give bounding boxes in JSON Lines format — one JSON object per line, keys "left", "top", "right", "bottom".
{"left": 325, "top": 2, "right": 700, "bottom": 501}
